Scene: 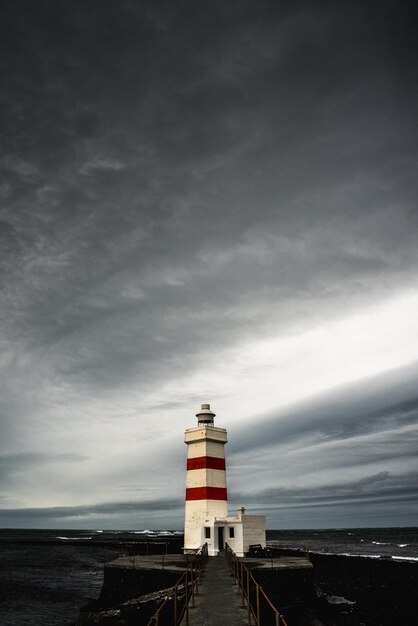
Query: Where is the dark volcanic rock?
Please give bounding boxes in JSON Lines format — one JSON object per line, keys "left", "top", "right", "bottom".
{"left": 249, "top": 566, "right": 323, "bottom": 625}
{"left": 309, "top": 552, "right": 418, "bottom": 626}
{"left": 98, "top": 565, "right": 179, "bottom": 607}
{"left": 259, "top": 549, "right": 418, "bottom": 625}
{"left": 79, "top": 586, "right": 178, "bottom": 626}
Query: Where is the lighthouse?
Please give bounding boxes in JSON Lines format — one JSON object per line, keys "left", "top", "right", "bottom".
{"left": 184, "top": 403, "right": 266, "bottom": 556}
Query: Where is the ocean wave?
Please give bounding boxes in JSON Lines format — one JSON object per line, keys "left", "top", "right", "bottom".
{"left": 372, "top": 541, "right": 389, "bottom": 545}
{"left": 398, "top": 543, "right": 408, "bottom": 547}
{"left": 314, "top": 549, "right": 418, "bottom": 561}
{"left": 56, "top": 536, "right": 92, "bottom": 540}
{"left": 129, "top": 529, "right": 178, "bottom": 536}
{"left": 268, "top": 543, "right": 418, "bottom": 562}
{"left": 295, "top": 549, "right": 385, "bottom": 560}
{"left": 341, "top": 552, "right": 382, "bottom": 559}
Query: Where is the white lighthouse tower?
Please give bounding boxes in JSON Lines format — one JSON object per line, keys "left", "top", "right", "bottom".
{"left": 184, "top": 403, "right": 266, "bottom": 557}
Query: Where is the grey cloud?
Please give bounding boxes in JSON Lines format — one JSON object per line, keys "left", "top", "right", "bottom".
{"left": 0, "top": 452, "right": 86, "bottom": 466}
{"left": 0, "top": 498, "right": 182, "bottom": 522}
{"left": 0, "top": 0, "right": 417, "bottom": 527}
{"left": 0, "top": 452, "right": 87, "bottom": 484}
{"left": 222, "top": 364, "right": 418, "bottom": 525}
{"left": 1, "top": 466, "right": 408, "bottom": 525}
{"left": 234, "top": 470, "right": 418, "bottom": 510}
{"left": 229, "top": 362, "right": 418, "bottom": 455}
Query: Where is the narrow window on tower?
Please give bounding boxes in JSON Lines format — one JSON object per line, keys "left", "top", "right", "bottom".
{"left": 229, "top": 527, "right": 235, "bottom": 538}
{"left": 204, "top": 527, "right": 211, "bottom": 539}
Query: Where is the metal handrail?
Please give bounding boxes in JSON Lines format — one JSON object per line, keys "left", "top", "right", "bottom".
{"left": 225, "top": 543, "right": 290, "bottom": 626}
{"left": 146, "top": 543, "right": 208, "bottom": 626}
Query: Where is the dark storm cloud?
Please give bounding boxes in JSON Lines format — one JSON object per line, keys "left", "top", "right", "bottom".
{"left": 222, "top": 363, "right": 418, "bottom": 525}
{"left": 0, "top": 0, "right": 417, "bottom": 527}
{"left": 0, "top": 497, "right": 182, "bottom": 523}
{"left": 1, "top": 468, "right": 416, "bottom": 525}
{"left": 236, "top": 470, "right": 418, "bottom": 510}
{"left": 229, "top": 362, "right": 418, "bottom": 455}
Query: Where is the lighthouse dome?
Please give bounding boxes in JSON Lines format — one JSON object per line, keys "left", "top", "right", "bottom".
{"left": 196, "top": 403, "right": 215, "bottom": 424}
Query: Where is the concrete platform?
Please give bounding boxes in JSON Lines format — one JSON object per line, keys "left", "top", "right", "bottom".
{"left": 105, "top": 553, "right": 311, "bottom": 573}
{"left": 243, "top": 556, "right": 313, "bottom": 570}
{"left": 106, "top": 554, "right": 198, "bottom": 572}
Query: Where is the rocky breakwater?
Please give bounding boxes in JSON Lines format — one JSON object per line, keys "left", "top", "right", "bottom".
{"left": 79, "top": 554, "right": 191, "bottom": 626}
{"left": 309, "top": 551, "right": 418, "bottom": 625}
{"left": 256, "top": 547, "right": 418, "bottom": 625}
{"left": 243, "top": 548, "right": 318, "bottom": 625}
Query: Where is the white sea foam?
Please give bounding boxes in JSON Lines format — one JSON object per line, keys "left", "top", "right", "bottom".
{"left": 292, "top": 549, "right": 385, "bottom": 560}
{"left": 342, "top": 553, "right": 381, "bottom": 559}
{"left": 326, "top": 595, "right": 356, "bottom": 605}
{"left": 372, "top": 541, "right": 389, "bottom": 545}
{"left": 314, "top": 548, "right": 416, "bottom": 561}
{"left": 398, "top": 544, "right": 408, "bottom": 548}
{"left": 56, "top": 536, "right": 92, "bottom": 540}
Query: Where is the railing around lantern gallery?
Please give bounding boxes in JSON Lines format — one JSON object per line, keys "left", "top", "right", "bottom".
{"left": 225, "top": 543, "right": 290, "bottom": 626}
{"left": 146, "top": 542, "right": 208, "bottom": 626}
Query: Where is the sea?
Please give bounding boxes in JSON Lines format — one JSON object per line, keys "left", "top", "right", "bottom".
{"left": 0, "top": 527, "right": 417, "bottom": 626}
{"left": 266, "top": 526, "right": 418, "bottom": 561}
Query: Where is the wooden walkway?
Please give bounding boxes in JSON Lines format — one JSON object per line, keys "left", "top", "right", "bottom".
{"left": 185, "top": 556, "right": 247, "bottom": 626}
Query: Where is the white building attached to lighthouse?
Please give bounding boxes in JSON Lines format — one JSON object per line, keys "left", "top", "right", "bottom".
{"left": 184, "top": 403, "right": 266, "bottom": 557}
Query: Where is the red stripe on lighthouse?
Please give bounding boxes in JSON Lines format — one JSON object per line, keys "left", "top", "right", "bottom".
{"left": 187, "top": 456, "right": 226, "bottom": 471}
{"left": 185, "top": 487, "right": 228, "bottom": 501}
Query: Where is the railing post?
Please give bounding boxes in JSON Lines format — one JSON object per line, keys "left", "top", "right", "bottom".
{"left": 256, "top": 584, "right": 261, "bottom": 626}
{"left": 275, "top": 612, "right": 281, "bottom": 626}
{"left": 173, "top": 585, "right": 178, "bottom": 625}
{"left": 241, "top": 561, "right": 245, "bottom": 606}
{"left": 247, "top": 569, "right": 251, "bottom": 626}
{"left": 185, "top": 567, "right": 189, "bottom": 626}
{"left": 191, "top": 563, "right": 195, "bottom": 607}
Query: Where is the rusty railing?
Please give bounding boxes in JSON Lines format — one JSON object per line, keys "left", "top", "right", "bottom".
{"left": 225, "top": 543, "right": 290, "bottom": 626}
{"left": 146, "top": 542, "right": 208, "bottom": 626}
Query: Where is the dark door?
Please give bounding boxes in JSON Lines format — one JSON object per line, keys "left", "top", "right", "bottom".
{"left": 218, "top": 526, "right": 224, "bottom": 550}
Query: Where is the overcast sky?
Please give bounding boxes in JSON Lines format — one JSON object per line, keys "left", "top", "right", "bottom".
{"left": 1, "top": 0, "right": 417, "bottom": 530}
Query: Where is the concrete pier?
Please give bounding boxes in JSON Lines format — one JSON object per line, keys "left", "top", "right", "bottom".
{"left": 185, "top": 556, "right": 246, "bottom": 626}
{"left": 243, "top": 555, "right": 313, "bottom": 571}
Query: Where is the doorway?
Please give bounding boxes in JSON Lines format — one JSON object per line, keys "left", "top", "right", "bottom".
{"left": 217, "top": 526, "right": 225, "bottom": 551}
